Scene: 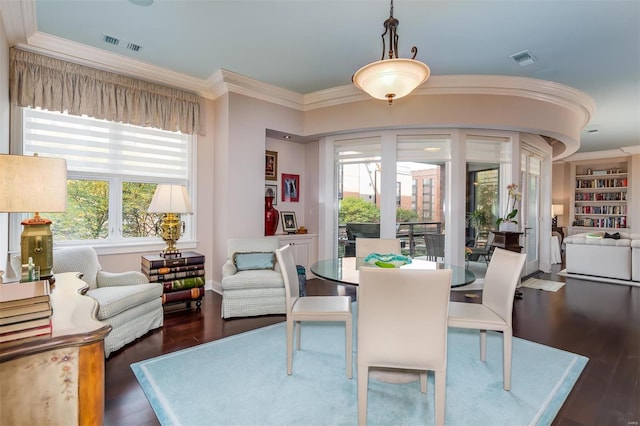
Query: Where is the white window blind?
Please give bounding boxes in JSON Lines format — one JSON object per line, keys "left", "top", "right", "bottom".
{"left": 335, "top": 136, "right": 381, "bottom": 164}
{"left": 22, "top": 108, "right": 190, "bottom": 181}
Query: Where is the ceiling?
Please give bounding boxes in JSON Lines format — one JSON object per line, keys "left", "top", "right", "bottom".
{"left": 2, "top": 0, "right": 639, "bottom": 154}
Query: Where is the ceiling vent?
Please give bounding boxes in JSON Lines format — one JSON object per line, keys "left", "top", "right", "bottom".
{"left": 510, "top": 50, "right": 536, "bottom": 67}
{"left": 102, "top": 34, "right": 142, "bottom": 52}
{"left": 102, "top": 34, "right": 120, "bottom": 46}
{"left": 126, "top": 42, "right": 141, "bottom": 52}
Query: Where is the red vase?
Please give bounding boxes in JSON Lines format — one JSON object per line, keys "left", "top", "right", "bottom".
{"left": 265, "top": 196, "right": 279, "bottom": 236}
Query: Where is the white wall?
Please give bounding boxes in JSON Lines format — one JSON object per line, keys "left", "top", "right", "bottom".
{"left": 0, "top": 15, "right": 10, "bottom": 277}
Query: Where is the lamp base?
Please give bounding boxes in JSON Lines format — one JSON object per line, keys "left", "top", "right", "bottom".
{"left": 20, "top": 217, "right": 54, "bottom": 278}
{"left": 157, "top": 213, "right": 184, "bottom": 257}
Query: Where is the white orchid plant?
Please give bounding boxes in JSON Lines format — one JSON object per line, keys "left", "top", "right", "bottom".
{"left": 496, "top": 183, "right": 522, "bottom": 227}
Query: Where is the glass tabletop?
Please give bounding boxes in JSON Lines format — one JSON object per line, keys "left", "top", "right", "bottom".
{"left": 310, "top": 257, "right": 475, "bottom": 288}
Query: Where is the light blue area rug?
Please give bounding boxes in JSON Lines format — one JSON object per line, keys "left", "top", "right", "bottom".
{"left": 132, "top": 311, "right": 587, "bottom": 426}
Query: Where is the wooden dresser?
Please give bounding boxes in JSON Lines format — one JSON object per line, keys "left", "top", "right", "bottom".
{"left": 0, "top": 272, "right": 111, "bottom": 426}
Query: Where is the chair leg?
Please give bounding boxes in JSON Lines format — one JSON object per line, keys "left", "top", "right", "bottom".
{"left": 503, "top": 329, "right": 512, "bottom": 391}
{"left": 357, "top": 364, "right": 368, "bottom": 426}
{"left": 286, "top": 319, "right": 294, "bottom": 375}
{"left": 420, "top": 372, "right": 427, "bottom": 393}
{"left": 480, "top": 330, "right": 487, "bottom": 362}
{"left": 434, "top": 369, "right": 446, "bottom": 426}
{"left": 345, "top": 317, "right": 353, "bottom": 379}
{"left": 296, "top": 321, "right": 302, "bottom": 351}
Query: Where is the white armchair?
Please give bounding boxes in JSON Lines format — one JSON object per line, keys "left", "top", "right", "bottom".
{"left": 52, "top": 247, "right": 163, "bottom": 357}
{"left": 221, "top": 237, "right": 286, "bottom": 319}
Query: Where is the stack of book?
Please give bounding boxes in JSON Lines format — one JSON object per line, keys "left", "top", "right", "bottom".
{"left": 0, "top": 280, "right": 53, "bottom": 343}
{"left": 141, "top": 251, "right": 206, "bottom": 306}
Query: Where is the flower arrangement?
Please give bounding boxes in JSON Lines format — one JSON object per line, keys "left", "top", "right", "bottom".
{"left": 464, "top": 246, "right": 473, "bottom": 259}
{"left": 496, "top": 183, "right": 522, "bottom": 228}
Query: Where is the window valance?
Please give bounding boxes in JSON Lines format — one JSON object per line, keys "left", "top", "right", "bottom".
{"left": 9, "top": 48, "right": 200, "bottom": 134}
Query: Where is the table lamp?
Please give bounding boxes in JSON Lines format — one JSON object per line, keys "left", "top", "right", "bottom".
{"left": 147, "top": 184, "right": 193, "bottom": 257}
{"left": 0, "top": 154, "right": 67, "bottom": 282}
{"left": 552, "top": 204, "right": 564, "bottom": 228}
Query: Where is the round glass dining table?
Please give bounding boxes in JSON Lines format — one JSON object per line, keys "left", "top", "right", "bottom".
{"left": 311, "top": 257, "right": 475, "bottom": 288}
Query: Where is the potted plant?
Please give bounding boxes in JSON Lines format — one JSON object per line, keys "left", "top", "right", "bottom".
{"left": 496, "top": 183, "right": 521, "bottom": 231}
{"left": 466, "top": 208, "right": 489, "bottom": 240}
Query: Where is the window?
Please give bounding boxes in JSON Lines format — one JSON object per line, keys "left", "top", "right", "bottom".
{"left": 14, "top": 108, "right": 194, "bottom": 249}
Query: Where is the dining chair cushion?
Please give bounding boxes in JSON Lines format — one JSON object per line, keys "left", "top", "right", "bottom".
{"left": 447, "top": 303, "right": 509, "bottom": 330}
{"left": 291, "top": 296, "right": 352, "bottom": 317}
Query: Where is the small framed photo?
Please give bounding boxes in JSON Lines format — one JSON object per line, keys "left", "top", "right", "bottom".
{"left": 281, "top": 211, "right": 297, "bottom": 233}
{"left": 282, "top": 173, "right": 300, "bottom": 202}
{"left": 265, "top": 184, "right": 277, "bottom": 205}
{"left": 265, "top": 150, "right": 278, "bottom": 181}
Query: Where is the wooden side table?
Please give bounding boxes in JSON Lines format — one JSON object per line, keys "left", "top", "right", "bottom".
{"left": 141, "top": 251, "right": 205, "bottom": 310}
{"left": 491, "top": 231, "right": 523, "bottom": 253}
{"left": 0, "top": 273, "right": 111, "bottom": 426}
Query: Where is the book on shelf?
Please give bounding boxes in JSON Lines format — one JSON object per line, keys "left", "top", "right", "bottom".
{"left": 161, "top": 276, "right": 206, "bottom": 292}
{"left": 147, "top": 268, "right": 205, "bottom": 283}
{"left": 142, "top": 263, "right": 204, "bottom": 276}
{"left": 0, "top": 321, "right": 52, "bottom": 343}
{"left": 0, "top": 307, "right": 53, "bottom": 325}
{"left": 0, "top": 301, "right": 52, "bottom": 319}
{"left": 0, "top": 317, "right": 51, "bottom": 334}
{"left": 0, "top": 280, "right": 51, "bottom": 309}
{"left": 161, "top": 287, "right": 205, "bottom": 304}
{"left": 141, "top": 252, "right": 205, "bottom": 270}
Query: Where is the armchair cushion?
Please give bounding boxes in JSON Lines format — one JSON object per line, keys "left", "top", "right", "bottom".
{"left": 233, "top": 252, "right": 276, "bottom": 271}
{"left": 221, "top": 269, "right": 284, "bottom": 291}
{"left": 88, "top": 283, "right": 163, "bottom": 320}
{"left": 97, "top": 270, "right": 149, "bottom": 287}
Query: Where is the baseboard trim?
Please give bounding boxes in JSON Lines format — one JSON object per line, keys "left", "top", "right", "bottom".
{"left": 558, "top": 269, "right": 640, "bottom": 287}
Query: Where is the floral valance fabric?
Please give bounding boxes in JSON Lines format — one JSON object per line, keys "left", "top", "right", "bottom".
{"left": 9, "top": 48, "right": 200, "bottom": 134}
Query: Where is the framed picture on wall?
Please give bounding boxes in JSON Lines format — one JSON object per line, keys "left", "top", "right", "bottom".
{"left": 282, "top": 173, "right": 300, "bottom": 202}
{"left": 265, "top": 184, "right": 277, "bottom": 205}
{"left": 281, "top": 211, "right": 297, "bottom": 233}
{"left": 265, "top": 150, "right": 278, "bottom": 181}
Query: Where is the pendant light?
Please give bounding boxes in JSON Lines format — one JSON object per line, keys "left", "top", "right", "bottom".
{"left": 352, "top": 0, "right": 430, "bottom": 105}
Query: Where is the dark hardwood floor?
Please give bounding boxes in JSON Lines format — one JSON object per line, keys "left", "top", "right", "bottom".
{"left": 104, "top": 269, "right": 640, "bottom": 426}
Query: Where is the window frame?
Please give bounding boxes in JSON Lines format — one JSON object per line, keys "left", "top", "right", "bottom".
{"left": 8, "top": 106, "right": 197, "bottom": 256}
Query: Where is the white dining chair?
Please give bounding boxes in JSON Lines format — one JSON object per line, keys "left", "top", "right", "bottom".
{"left": 275, "top": 245, "right": 353, "bottom": 378}
{"left": 355, "top": 238, "right": 401, "bottom": 257}
{"left": 447, "top": 247, "right": 526, "bottom": 390}
{"left": 357, "top": 267, "right": 452, "bottom": 426}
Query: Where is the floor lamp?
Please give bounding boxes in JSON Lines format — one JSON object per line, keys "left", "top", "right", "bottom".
{"left": 0, "top": 154, "right": 67, "bottom": 282}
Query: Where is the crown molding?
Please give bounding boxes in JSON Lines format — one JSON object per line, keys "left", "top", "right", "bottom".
{"left": 210, "top": 69, "right": 304, "bottom": 110}
{"left": 414, "top": 75, "right": 596, "bottom": 128}
{"left": 22, "top": 32, "right": 212, "bottom": 96}
{"left": 563, "top": 148, "right": 634, "bottom": 162}
{"left": 621, "top": 145, "right": 640, "bottom": 155}
{"left": 0, "top": 0, "right": 36, "bottom": 45}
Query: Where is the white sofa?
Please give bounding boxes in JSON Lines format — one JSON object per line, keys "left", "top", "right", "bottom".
{"left": 565, "top": 232, "right": 640, "bottom": 282}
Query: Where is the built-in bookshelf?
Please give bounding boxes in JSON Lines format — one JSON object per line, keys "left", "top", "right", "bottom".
{"left": 569, "top": 158, "right": 630, "bottom": 234}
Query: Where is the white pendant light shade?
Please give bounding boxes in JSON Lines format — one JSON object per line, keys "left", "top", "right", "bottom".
{"left": 352, "top": 0, "right": 431, "bottom": 104}
{"left": 353, "top": 58, "right": 430, "bottom": 102}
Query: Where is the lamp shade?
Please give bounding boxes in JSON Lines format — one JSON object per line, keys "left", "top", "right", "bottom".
{"left": 148, "top": 184, "right": 193, "bottom": 214}
{"left": 0, "top": 154, "right": 67, "bottom": 213}
{"left": 552, "top": 204, "right": 564, "bottom": 216}
{"left": 353, "top": 58, "right": 430, "bottom": 102}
